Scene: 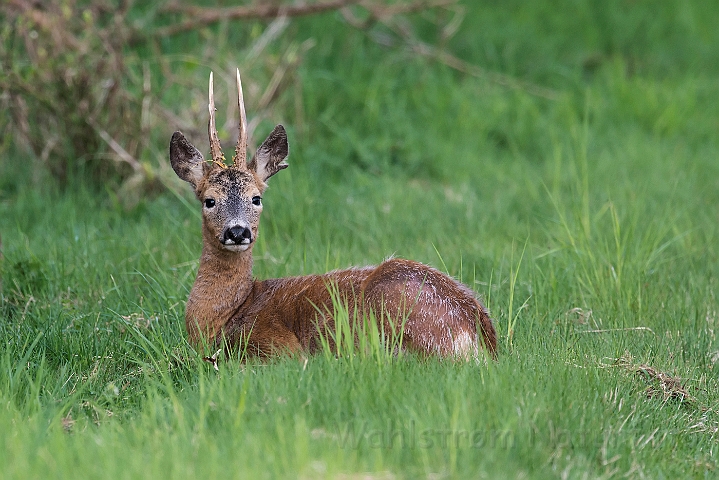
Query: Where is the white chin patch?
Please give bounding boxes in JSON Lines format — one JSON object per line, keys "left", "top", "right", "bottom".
{"left": 222, "top": 243, "right": 250, "bottom": 252}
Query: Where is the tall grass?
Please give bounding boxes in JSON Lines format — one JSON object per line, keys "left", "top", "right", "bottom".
{"left": 313, "top": 283, "right": 407, "bottom": 367}
{"left": 1, "top": 0, "right": 718, "bottom": 477}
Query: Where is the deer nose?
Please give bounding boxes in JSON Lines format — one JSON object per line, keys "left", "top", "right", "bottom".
{"left": 223, "top": 226, "right": 252, "bottom": 245}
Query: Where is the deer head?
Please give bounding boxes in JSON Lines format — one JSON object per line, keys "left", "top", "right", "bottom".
{"left": 169, "top": 70, "right": 289, "bottom": 253}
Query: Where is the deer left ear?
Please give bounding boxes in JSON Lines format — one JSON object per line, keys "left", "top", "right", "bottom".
{"left": 249, "top": 124, "right": 289, "bottom": 182}
{"left": 170, "top": 131, "right": 205, "bottom": 189}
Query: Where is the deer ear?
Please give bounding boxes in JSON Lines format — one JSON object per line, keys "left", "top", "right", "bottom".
{"left": 170, "top": 131, "right": 205, "bottom": 188}
{"left": 249, "top": 125, "right": 288, "bottom": 182}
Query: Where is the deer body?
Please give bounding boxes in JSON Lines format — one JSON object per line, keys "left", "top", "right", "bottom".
{"left": 171, "top": 70, "right": 497, "bottom": 359}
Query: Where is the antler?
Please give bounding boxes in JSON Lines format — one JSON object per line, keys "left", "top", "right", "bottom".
{"left": 233, "top": 68, "right": 248, "bottom": 167}
{"left": 207, "top": 72, "right": 226, "bottom": 167}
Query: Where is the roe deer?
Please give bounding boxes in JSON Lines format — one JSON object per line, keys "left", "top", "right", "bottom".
{"left": 169, "top": 70, "right": 497, "bottom": 359}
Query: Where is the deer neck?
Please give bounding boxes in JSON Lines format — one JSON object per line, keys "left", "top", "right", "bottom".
{"left": 185, "top": 228, "right": 255, "bottom": 343}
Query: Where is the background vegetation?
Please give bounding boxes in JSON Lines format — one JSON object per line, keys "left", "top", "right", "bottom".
{"left": 1, "top": 0, "right": 718, "bottom": 477}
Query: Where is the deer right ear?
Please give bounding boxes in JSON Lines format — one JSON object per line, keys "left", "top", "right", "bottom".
{"left": 170, "top": 131, "right": 205, "bottom": 188}
{"left": 249, "top": 125, "right": 289, "bottom": 182}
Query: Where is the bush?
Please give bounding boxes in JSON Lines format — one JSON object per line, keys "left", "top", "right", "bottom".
{"left": 1, "top": 1, "right": 147, "bottom": 185}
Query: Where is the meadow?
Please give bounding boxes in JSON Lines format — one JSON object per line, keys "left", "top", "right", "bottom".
{"left": 1, "top": 1, "right": 718, "bottom": 478}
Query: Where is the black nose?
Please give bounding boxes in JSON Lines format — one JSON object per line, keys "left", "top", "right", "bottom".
{"left": 223, "top": 226, "right": 252, "bottom": 244}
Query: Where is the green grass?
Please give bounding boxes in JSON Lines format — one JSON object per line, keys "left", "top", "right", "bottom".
{"left": 1, "top": 0, "right": 719, "bottom": 477}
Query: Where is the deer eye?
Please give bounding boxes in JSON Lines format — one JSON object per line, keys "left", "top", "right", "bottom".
{"left": 204, "top": 198, "right": 216, "bottom": 208}
{"left": 252, "top": 196, "right": 262, "bottom": 206}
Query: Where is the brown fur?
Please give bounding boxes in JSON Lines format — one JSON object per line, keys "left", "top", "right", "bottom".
{"left": 170, "top": 71, "right": 497, "bottom": 360}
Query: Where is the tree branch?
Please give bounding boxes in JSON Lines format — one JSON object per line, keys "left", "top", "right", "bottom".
{"left": 154, "top": 0, "right": 363, "bottom": 38}
{"left": 359, "top": 0, "right": 456, "bottom": 19}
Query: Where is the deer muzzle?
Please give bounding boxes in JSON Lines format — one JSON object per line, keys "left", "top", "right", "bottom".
{"left": 222, "top": 225, "right": 252, "bottom": 248}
